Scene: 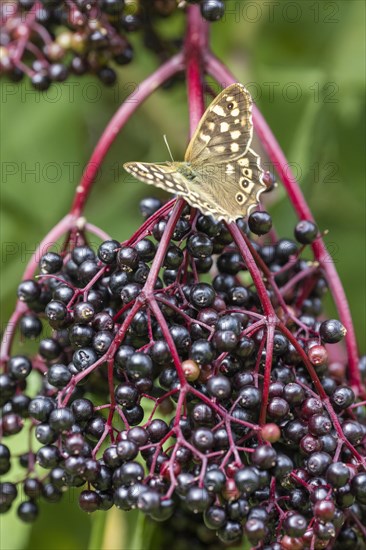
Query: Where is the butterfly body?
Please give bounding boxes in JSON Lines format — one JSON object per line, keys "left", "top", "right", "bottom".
{"left": 124, "top": 83, "right": 268, "bottom": 223}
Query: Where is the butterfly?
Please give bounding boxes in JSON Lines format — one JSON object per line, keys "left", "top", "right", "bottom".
{"left": 123, "top": 83, "right": 268, "bottom": 223}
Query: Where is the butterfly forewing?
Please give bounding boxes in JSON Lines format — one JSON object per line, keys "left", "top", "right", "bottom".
{"left": 185, "top": 83, "right": 253, "bottom": 164}
{"left": 123, "top": 83, "right": 267, "bottom": 223}
{"left": 124, "top": 162, "right": 190, "bottom": 195}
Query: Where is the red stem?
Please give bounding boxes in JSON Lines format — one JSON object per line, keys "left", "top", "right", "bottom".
{"left": 70, "top": 53, "right": 184, "bottom": 217}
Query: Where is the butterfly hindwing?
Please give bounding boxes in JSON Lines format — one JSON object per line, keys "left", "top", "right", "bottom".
{"left": 189, "top": 148, "right": 267, "bottom": 222}
{"left": 185, "top": 83, "right": 253, "bottom": 164}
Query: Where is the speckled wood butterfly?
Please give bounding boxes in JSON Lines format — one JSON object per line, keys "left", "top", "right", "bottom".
{"left": 123, "top": 83, "right": 267, "bottom": 223}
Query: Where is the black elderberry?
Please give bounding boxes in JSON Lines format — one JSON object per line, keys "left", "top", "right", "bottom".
{"left": 147, "top": 419, "right": 169, "bottom": 443}
{"left": 244, "top": 518, "right": 267, "bottom": 544}
{"left": 71, "top": 398, "right": 94, "bottom": 422}
{"left": 28, "top": 396, "right": 56, "bottom": 422}
{"left": 319, "top": 319, "right": 347, "bottom": 343}
{"left": 351, "top": 473, "right": 366, "bottom": 504}
{"left": 206, "top": 375, "right": 231, "bottom": 400}
{"left": 53, "top": 284, "right": 74, "bottom": 303}
{"left": 97, "top": 66, "right": 117, "bottom": 86}
{"left": 117, "top": 247, "right": 139, "bottom": 272}
{"left": 134, "top": 239, "right": 156, "bottom": 263}
{"left": 17, "top": 280, "right": 40, "bottom": 303}
{"left": 307, "top": 452, "right": 332, "bottom": 475}
{"left": 187, "top": 233, "right": 213, "bottom": 258}
{"left": 218, "top": 520, "right": 242, "bottom": 543}
{"left": 72, "top": 246, "right": 95, "bottom": 265}
{"left": 252, "top": 445, "right": 277, "bottom": 470}
{"left": 78, "top": 259, "right": 99, "bottom": 284}
{"left": 190, "top": 283, "right": 216, "bottom": 308}
{"left": 73, "top": 347, "right": 97, "bottom": 370}
{"left": 49, "top": 408, "right": 74, "bottom": 432}
{"left": 26, "top": 421, "right": 43, "bottom": 443}
{"left": 163, "top": 244, "right": 183, "bottom": 269}
{"left": 185, "top": 486, "right": 211, "bottom": 513}
{"left": 170, "top": 325, "right": 191, "bottom": 351}
{"left": 308, "top": 413, "right": 332, "bottom": 436}
{"left": 276, "top": 238, "right": 298, "bottom": 263}
{"left": 17, "top": 500, "right": 39, "bottom": 522}
{"left": 238, "top": 386, "right": 261, "bottom": 409}
{"left": 123, "top": 404, "right": 144, "bottom": 425}
{"left": 284, "top": 513, "right": 307, "bottom": 537}
{"left": 204, "top": 505, "right": 227, "bottom": 529}
{"left": 191, "top": 403, "right": 215, "bottom": 426}
{"left": 190, "top": 340, "right": 214, "bottom": 365}
{"left": 248, "top": 211, "right": 273, "bottom": 235}
{"left": 23, "top": 478, "right": 42, "bottom": 500}
{"left": 326, "top": 462, "right": 350, "bottom": 488}
{"left": 74, "top": 302, "right": 95, "bottom": 324}
{"left": 79, "top": 490, "right": 100, "bottom": 513}
{"left": 47, "top": 364, "right": 72, "bottom": 388}
{"left": 331, "top": 386, "right": 355, "bottom": 409}
{"left": 97, "top": 240, "right": 119, "bottom": 264}
{"left": 93, "top": 330, "right": 113, "bottom": 354}
{"left": 294, "top": 220, "right": 318, "bottom": 244}
{"left": 40, "top": 252, "right": 63, "bottom": 273}
{"left": 8, "top": 355, "right": 32, "bottom": 380}
{"left": 200, "top": 1, "right": 225, "bottom": 22}
{"left": 39, "top": 337, "right": 61, "bottom": 360}
{"left": 213, "top": 330, "right": 239, "bottom": 352}
{"left": 300, "top": 397, "right": 323, "bottom": 418}
{"left": 191, "top": 427, "right": 214, "bottom": 452}
{"left": 283, "top": 382, "right": 305, "bottom": 405}
{"left": 234, "top": 467, "right": 260, "bottom": 495}
{"left": 267, "top": 397, "right": 290, "bottom": 420}
{"left": 217, "top": 251, "right": 242, "bottom": 274}
{"left": 20, "top": 313, "right": 43, "bottom": 338}
{"left": 31, "top": 71, "right": 51, "bottom": 90}
{"left": 126, "top": 352, "right": 153, "bottom": 380}
{"left": 36, "top": 445, "right": 61, "bottom": 469}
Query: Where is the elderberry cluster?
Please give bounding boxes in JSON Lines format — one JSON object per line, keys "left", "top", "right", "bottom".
{"left": 0, "top": 0, "right": 225, "bottom": 89}
{"left": 1, "top": 198, "right": 365, "bottom": 549}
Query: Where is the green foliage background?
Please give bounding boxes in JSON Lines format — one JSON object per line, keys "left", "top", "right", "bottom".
{"left": 1, "top": 1, "right": 365, "bottom": 549}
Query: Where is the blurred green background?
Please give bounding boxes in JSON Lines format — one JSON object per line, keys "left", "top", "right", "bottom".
{"left": 1, "top": 1, "right": 365, "bottom": 548}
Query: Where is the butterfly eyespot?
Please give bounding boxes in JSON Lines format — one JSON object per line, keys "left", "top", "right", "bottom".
{"left": 243, "top": 168, "right": 252, "bottom": 178}
{"left": 235, "top": 193, "right": 245, "bottom": 204}
{"left": 227, "top": 103, "right": 234, "bottom": 110}
{"left": 239, "top": 177, "right": 250, "bottom": 189}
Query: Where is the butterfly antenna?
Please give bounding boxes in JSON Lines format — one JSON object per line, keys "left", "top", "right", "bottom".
{"left": 163, "top": 134, "right": 174, "bottom": 162}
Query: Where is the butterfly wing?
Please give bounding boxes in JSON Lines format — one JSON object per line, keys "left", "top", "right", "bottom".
{"left": 124, "top": 84, "right": 267, "bottom": 223}
{"left": 123, "top": 161, "right": 190, "bottom": 195}
{"left": 123, "top": 161, "right": 231, "bottom": 220}
{"left": 190, "top": 147, "right": 267, "bottom": 223}
{"left": 185, "top": 83, "right": 253, "bottom": 164}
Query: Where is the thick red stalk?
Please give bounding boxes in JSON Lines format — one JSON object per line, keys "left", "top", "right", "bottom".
{"left": 70, "top": 53, "right": 184, "bottom": 217}
{"left": 206, "top": 54, "right": 361, "bottom": 391}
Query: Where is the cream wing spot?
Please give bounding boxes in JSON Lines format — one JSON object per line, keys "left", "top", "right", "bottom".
{"left": 211, "top": 105, "right": 226, "bottom": 116}
{"left": 231, "top": 108, "right": 240, "bottom": 117}
{"left": 220, "top": 122, "right": 230, "bottom": 132}
{"left": 230, "top": 143, "right": 240, "bottom": 153}
{"left": 238, "top": 158, "right": 249, "bottom": 167}
{"left": 231, "top": 130, "right": 241, "bottom": 140}
{"left": 200, "top": 133, "right": 211, "bottom": 143}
